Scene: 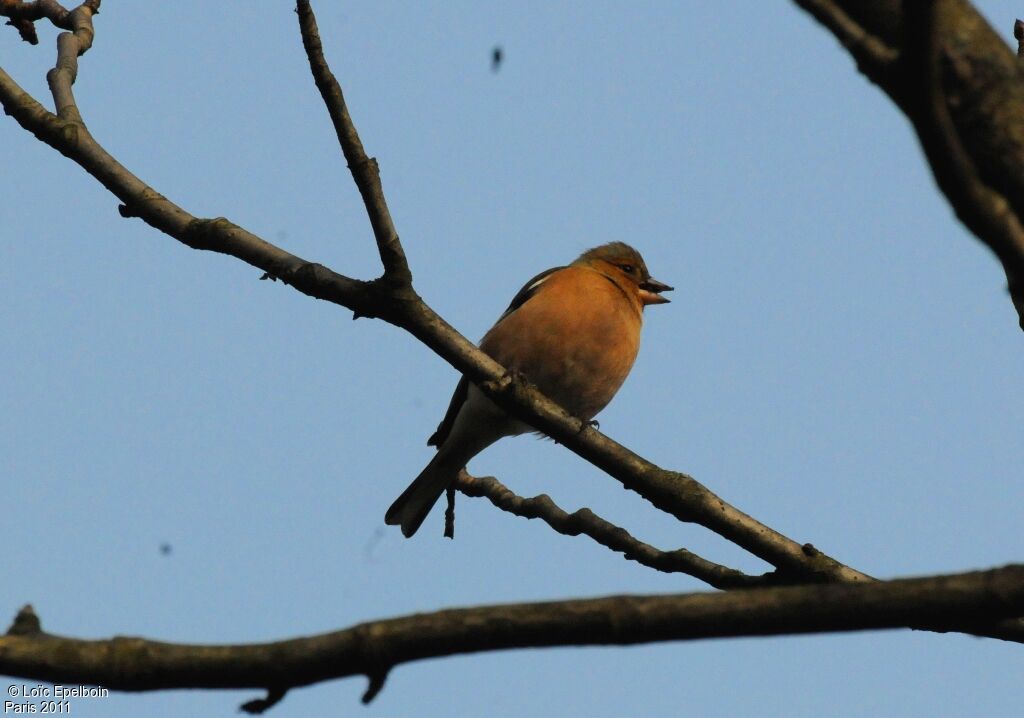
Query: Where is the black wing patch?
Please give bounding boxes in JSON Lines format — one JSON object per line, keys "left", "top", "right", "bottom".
{"left": 428, "top": 375, "right": 469, "bottom": 447}
{"left": 426, "top": 266, "right": 562, "bottom": 449}
{"left": 496, "top": 265, "right": 563, "bottom": 322}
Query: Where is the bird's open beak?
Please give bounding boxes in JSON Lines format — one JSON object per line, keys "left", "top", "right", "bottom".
{"left": 639, "top": 277, "right": 673, "bottom": 305}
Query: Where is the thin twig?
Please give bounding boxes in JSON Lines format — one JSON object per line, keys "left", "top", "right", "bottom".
{"left": 456, "top": 472, "right": 774, "bottom": 589}
{"left": 0, "top": 0, "right": 98, "bottom": 45}
{"left": 239, "top": 687, "right": 287, "bottom": 715}
{"left": 295, "top": 0, "right": 411, "bottom": 286}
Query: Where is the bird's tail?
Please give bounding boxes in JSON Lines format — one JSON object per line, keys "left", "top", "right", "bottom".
{"left": 385, "top": 451, "right": 464, "bottom": 538}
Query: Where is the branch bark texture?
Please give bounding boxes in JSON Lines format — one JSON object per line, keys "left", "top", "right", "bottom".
{"left": 1, "top": 567, "right": 1021, "bottom": 702}
{"left": 0, "top": 0, "right": 97, "bottom": 44}
{"left": 794, "top": 0, "right": 1024, "bottom": 329}
{"left": 456, "top": 472, "right": 773, "bottom": 589}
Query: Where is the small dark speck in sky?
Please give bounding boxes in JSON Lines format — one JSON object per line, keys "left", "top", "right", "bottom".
{"left": 492, "top": 46, "right": 503, "bottom": 73}
{"left": 159, "top": 542, "right": 173, "bottom": 556}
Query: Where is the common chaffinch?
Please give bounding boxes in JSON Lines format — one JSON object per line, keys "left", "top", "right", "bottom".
{"left": 385, "top": 242, "right": 672, "bottom": 537}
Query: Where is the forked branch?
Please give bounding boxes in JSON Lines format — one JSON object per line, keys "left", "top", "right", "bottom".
{"left": 0, "top": 0, "right": 876, "bottom": 597}
{"left": 1, "top": 8, "right": 1023, "bottom": 710}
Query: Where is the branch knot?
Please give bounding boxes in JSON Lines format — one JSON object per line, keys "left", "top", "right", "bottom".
{"left": 6, "top": 604, "right": 42, "bottom": 636}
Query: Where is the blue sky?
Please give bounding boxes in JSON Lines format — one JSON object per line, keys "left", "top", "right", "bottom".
{"left": 3, "top": 2, "right": 1023, "bottom": 716}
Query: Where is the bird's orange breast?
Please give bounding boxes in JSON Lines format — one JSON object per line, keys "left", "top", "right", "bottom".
{"left": 480, "top": 266, "right": 643, "bottom": 420}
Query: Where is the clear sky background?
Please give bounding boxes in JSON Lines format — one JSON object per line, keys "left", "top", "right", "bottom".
{"left": 3, "top": 2, "right": 1023, "bottom": 716}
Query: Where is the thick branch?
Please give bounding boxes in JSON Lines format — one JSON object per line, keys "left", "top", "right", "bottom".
{"left": 793, "top": 0, "right": 1024, "bottom": 330}
{"left": 2, "top": 566, "right": 1023, "bottom": 703}
{"left": 792, "top": 0, "right": 899, "bottom": 85}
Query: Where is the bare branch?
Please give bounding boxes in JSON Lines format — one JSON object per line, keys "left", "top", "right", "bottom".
{"left": 295, "top": 0, "right": 410, "bottom": 286}
{"left": 2, "top": 566, "right": 1023, "bottom": 702}
{"left": 793, "top": 0, "right": 1024, "bottom": 330}
{"left": 460, "top": 373, "right": 875, "bottom": 585}
{"left": 904, "top": 0, "right": 1024, "bottom": 331}
{"left": 0, "top": 0, "right": 97, "bottom": 47}
{"left": 791, "top": 0, "right": 899, "bottom": 87}
{"left": 456, "top": 472, "right": 773, "bottom": 589}
{"left": 239, "top": 687, "right": 287, "bottom": 715}
{"left": 0, "top": 2, "right": 870, "bottom": 592}
{"left": 4, "top": 1, "right": 1024, "bottom": 651}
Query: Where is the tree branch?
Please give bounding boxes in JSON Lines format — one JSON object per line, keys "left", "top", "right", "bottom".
{"left": 790, "top": 0, "right": 899, "bottom": 87}
{"left": 3, "top": 0, "right": 1024, "bottom": 656}
{"left": 2, "top": 566, "right": 1023, "bottom": 707}
{"left": 295, "top": 0, "right": 410, "bottom": 286}
{"left": 456, "top": 472, "right": 774, "bottom": 589}
{"left": 0, "top": 0, "right": 98, "bottom": 45}
{"left": 0, "top": 1, "right": 871, "bottom": 589}
{"left": 793, "top": 0, "right": 1024, "bottom": 330}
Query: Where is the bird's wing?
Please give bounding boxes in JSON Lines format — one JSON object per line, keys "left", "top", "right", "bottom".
{"left": 427, "top": 265, "right": 563, "bottom": 448}
{"left": 427, "top": 375, "right": 468, "bottom": 447}
{"left": 495, "top": 265, "right": 564, "bottom": 321}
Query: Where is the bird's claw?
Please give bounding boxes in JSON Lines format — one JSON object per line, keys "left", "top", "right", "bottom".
{"left": 580, "top": 419, "right": 599, "bottom": 432}
{"left": 506, "top": 368, "right": 529, "bottom": 384}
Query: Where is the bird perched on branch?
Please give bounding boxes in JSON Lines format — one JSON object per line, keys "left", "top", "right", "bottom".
{"left": 385, "top": 242, "right": 672, "bottom": 537}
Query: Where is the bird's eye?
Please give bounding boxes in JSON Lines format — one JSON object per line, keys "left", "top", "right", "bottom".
{"left": 618, "top": 264, "right": 635, "bottom": 274}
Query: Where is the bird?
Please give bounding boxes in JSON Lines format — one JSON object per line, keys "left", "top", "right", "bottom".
{"left": 385, "top": 242, "right": 672, "bottom": 537}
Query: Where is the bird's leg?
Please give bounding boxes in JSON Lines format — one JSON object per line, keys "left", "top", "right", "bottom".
{"left": 444, "top": 485, "right": 456, "bottom": 539}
